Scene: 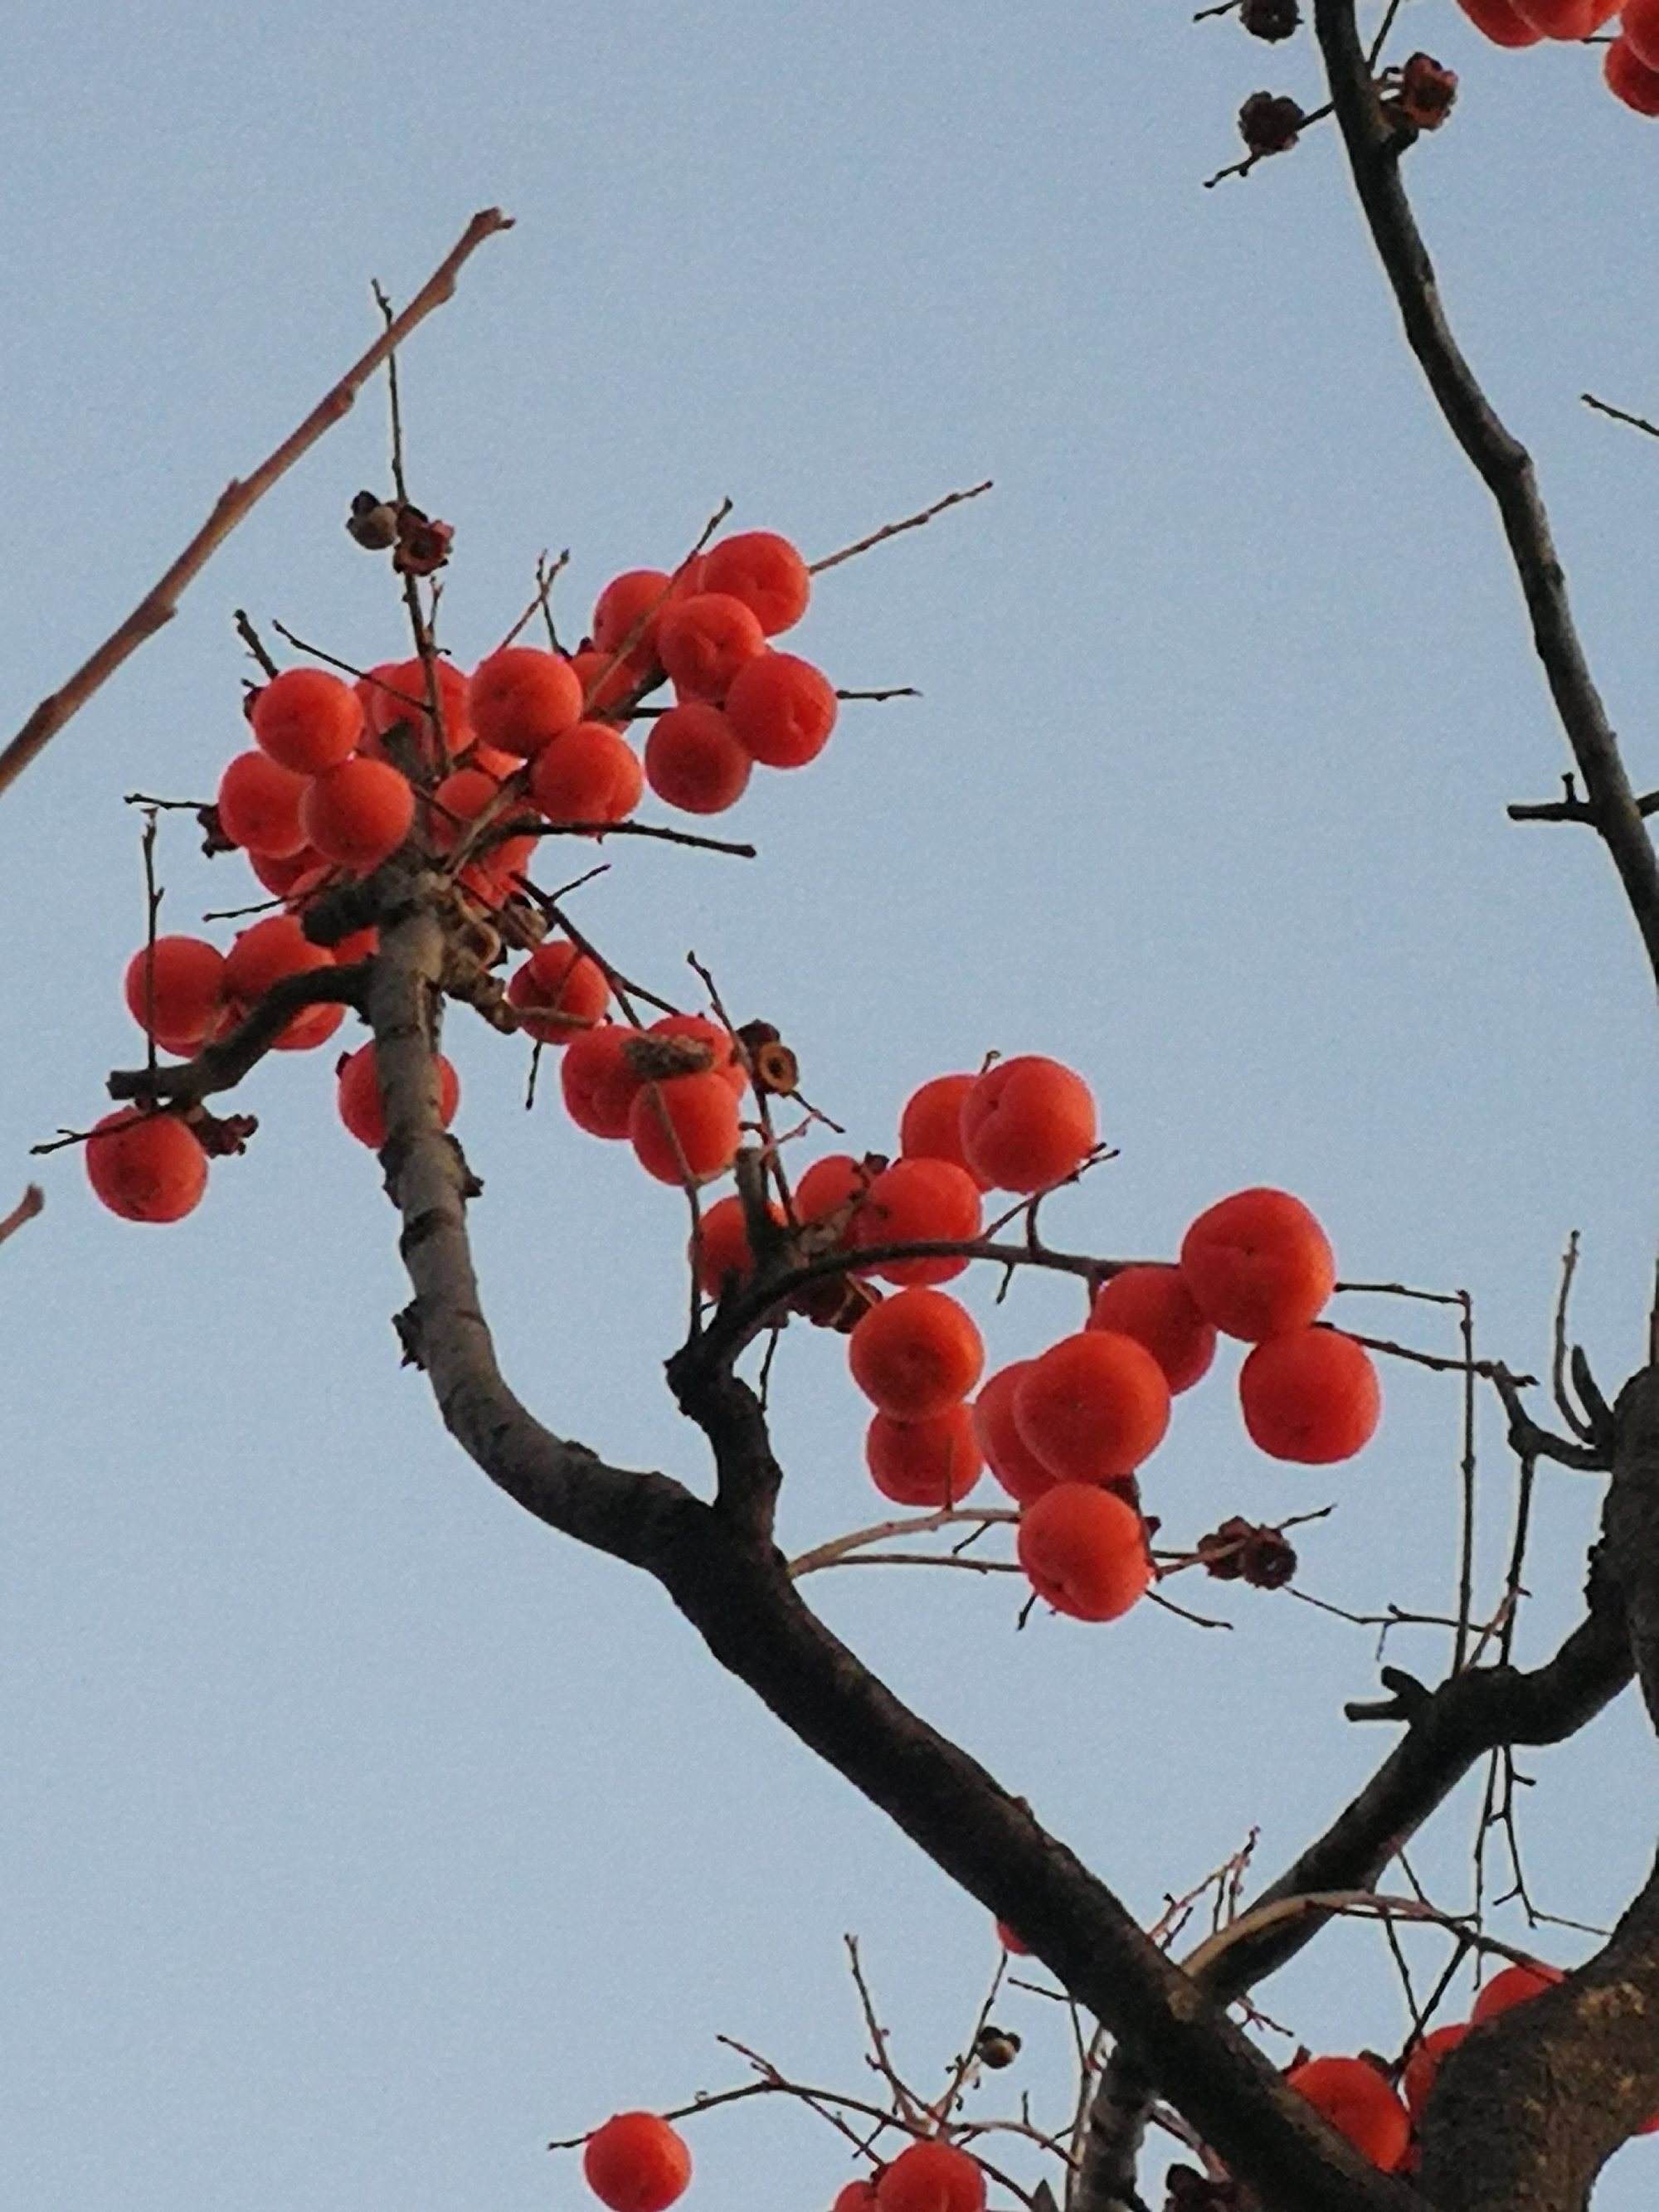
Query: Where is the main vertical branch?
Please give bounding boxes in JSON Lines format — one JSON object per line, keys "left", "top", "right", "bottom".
{"left": 1312, "top": 0, "right": 1659, "bottom": 998}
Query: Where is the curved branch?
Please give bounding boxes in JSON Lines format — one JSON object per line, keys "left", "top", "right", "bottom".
{"left": 1311, "top": 0, "right": 1659, "bottom": 999}
{"left": 108, "top": 965, "right": 369, "bottom": 1106}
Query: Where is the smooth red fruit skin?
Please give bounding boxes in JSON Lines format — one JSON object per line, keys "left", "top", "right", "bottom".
{"left": 724, "top": 651, "right": 838, "bottom": 768}
{"left": 360, "top": 657, "right": 471, "bottom": 754}
{"left": 251, "top": 666, "right": 363, "bottom": 775}
{"left": 796, "top": 1153, "right": 872, "bottom": 1232}
{"left": 692, "top": 1193, "right": 784, "bottom": 1297}
{"left": 853, "top": 1157, "right": 982, "bottom": 1286}
{"left": 645, "top": 702, "right": 753, "bottom": 814}
{"left": 569, "top": 647, "right": 637, "bottom": 720}
{"left": 468, "top": 648, "right": 584, "bottom": 759}
{"left": 581, "top": 2112, "right": 692, "bottom": 2212}
{"left": 1014, "top": 1332, "right": 1170, "bottom": 1482}
{"left": 1238, "top": 1327, "right": 1380, "bottom": 1464}
{"left": 995, "top": 1921, "right": 1030, "bottom": 1955}
{"left": 900, "top": 1073, "right": 990, "bottom": 1189}
{"left": 702, "top": 529, "right": 811, "bottom": 635}
{"left": 217, "top": 751, "right": 309, "bottom": 858}
{"left": 529, "top": 722, "right": 644, "bottom": 825}
{"left": 1018, "top": 1483, "right": 1150, "bottom": 1621}
{"left": 648, "top": 1013, "right": 749, "bottom": 1095}
{"left": 1606, "top": 35, "right": 1659, "bottom": 111}
{"left": 428, "top": 765, "right": 504, "bottom": 853}
{"left": 592, "top": 569, "right": 672, "bottom": 668}
{"left": 973, "top": 1362, "right": 1059, "bottom": 1505}
{"left": 300, "top": 757, "right": 415, "bottom": 873}
{"left": 1088, "top": 1266, "right": 1217, "bottom": 1394}
{"left": 849, "top": 1288, "right": 984, "bottom": 1421}
{"left": 1471, "top": 1961, "right": 1563, "bottom": 2025}
{"left": 124, "top": 937, "right": 227, "bottom": 1045}
{"left": 85, "top": 1110, "right": 209, "bottom": 1223}
{"left": 1179, "top": 1186, "right": 1335, "bottom": 1342}
{"left": 1402, "top": 2023, "right": 1469, "bottom": 2119}
{"left": 249, "top": 846, "right": 324, "bottom": 897}
{"left": 1285, "top": 2058, "right": 1410, "bottom": 2173}
{"left": 562, "top": 1025, "right": 646, "bottom": 1139}
{"left": 875, "top": 2139, "right": 985, "bottom": 2212}
{"left": 337, "top": 1043, "right": 460, "bottom": 1149}
{"left": 1452, "top": 0, "right": 1545, "bottom": 37}
{"left": 506, "top": 938, "right": 611, "bottom": 1044}
{"left": 629, "top": 1072, "right": 742, "bottom": 1185}
{"left": 960, "top": 1057, "right": 1097, "bottom": 1193}
{"left": 833, "top": 2184, "right": 881, "bottom": 2212}
{"left": 1624, "top": 0, "right": 1659, "bottom": 67}
{"left": 1511, "top": 0, "right": 1616, "bottom": 33}
{"left": 865, "top": 1405, "right": 984, "bottom": 1505}
{"left": 657, "top": 591, "right": 767, "bottom": 701}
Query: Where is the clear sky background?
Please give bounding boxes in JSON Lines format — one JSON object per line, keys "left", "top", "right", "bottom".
{"left": 2, "top": 2, "right": 1657, "bottom": 2206}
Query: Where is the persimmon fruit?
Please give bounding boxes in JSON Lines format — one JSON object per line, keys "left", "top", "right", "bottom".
{"left": 724, "top": 651, "right": 838, "bottom": 768}
{"left": 1471, "top": 1961, "right": 1562, "bottom": 2024}
{"left": 959, "top": 1057, "right": 1096, "bottom": 1193}
{"left": 1401, "top": 2023, "right": 1469, "bottom": 2119}
{"left": 299, "top": 756, "right": 415, "bottom": 873}
{"left": 1238, "top": 1327, "right": 1380, "bottom": 1464}
{"left": 702, "top": 529, "right": 811, "bottom": 635}
{"left": 250, "top": 667, "right": 363, "bottom": 775}
{"left": 657, "top": 591, "right": 766, "bottom": 702}
{"left": 1014, "top": 1331, "right": 1170, "bottom": 1482}
{"left": 85, "top": 1110, "right": 209, "bottom": 1223}
{"left": 1179, "top": 1186, "right": 1335, "bottom": 1342}
{"left": 581, "top": 2112, "right": 692, "bottom": 2212}
{"left": 217, "top": 750, "right": 309, "bottom": 858}
{"left": 865, "top": 1404, "right": 984, "bottom": 1505}
{"left": 1088, "top": 1266, "right": 1217, "bottom": 1394}
{"left": 1285, "top": 2057, "right": 1409, "bottom": 2172}
{"left": 124, "top": 937, "right": 228, "bottom": 1047}
{"left": 528, "top": 722, "right": 645, "bottom": 825}
{"left": 1016, "top": 1482, "right": 1150, "bottom": 1622}
{"left": 561, "top": 1024, "right": 646, "bottom": 1139}
{"left": 692, "top": 1192, "right": 784, "bottom": 1296}
{"left": 337, "top": 1043, "right": 460, "bottom": 1149}
{"left": 467, "top": 648, "right": 584, "bottom": 759}
{"left": 645, "top": 702, "right": 753, "bottom": 814}
{"left": 899, "top": 1073, "right": 990, "bottom": 1189}
{"left": 874, "top": 2139, "right": 985, "bottom": 2212}
{"left": 849, "top": 1288, "right": 985, "bottom": 1421}
{"left": 628, "top": 1072, "right": 742, "bottom": 1185}
{"left": 851, "top": 1157, "right": 982, "bottom": 1285}
{"left": 1606, "top": 36, "right": 1659, "bottom": 112}
{"left": 1452, "top": 0, "right": 1545, "bottom": 39}
{"left": 506, "top": 939, "right": 611, "bottom": 1043}
{"left": 973, "top": 1362, "right": 1059, "bottom": 1505}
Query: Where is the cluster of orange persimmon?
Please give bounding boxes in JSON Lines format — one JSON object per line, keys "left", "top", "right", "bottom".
{"left": 574, "top": 1951, "right": 1648, "bottom": 2210}
{"left": 1454, "top": 0, "right": 1659, "bottom": 113}
{"left": 83, "top": 530, "right": 838, "bottom": 1219}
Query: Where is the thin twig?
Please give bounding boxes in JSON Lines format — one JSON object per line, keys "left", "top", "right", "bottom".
{"left": 810, "top": 482, "right": 994, "bottom": 575}
{"left": 0, "top": 1184, "right": 44, "bottom": 1247}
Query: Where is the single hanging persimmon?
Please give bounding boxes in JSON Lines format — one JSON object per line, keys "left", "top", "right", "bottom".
{"left": 874, "top": 2140, "right": 985, "bottom": 2212}
{"left": 217, "top": 750, "right": 309, "bottom": 858}
{"left": 657, "top": 591, "right": 767, "bottom": 701}
{"left": 124, "top": 937, "right": 229, "bottom": 1050}
{"left": 899, "top": 1072, "right": 990, "bottom": 1189}
{"left": 360, "top": 655, "right": 471, "bottom": 756}
{"left": 467, "top": 647, "right": 584, "bottom": 758}
{"left": 647, "top": 1012, "right": 749, "bottom": 1095}
{"left": 1401, "top": 2022, "right": 1469, "bottom": 2119}
{"left": 250, "top": 666, "right": 363, "bottom": 775}
{"left": 591, "top": 568, "right": 672, "bottom": 672}
{"left": 581, "top": 2112, "right": 691, "bottom": 2212}
{"left": 1014, "top": 1330, "right": 1170, "bottom": 1482}
{"left": 506, "top": 939, "right": 611, "bottom": 1044}
{"left": 299, "top": 756, "right": 415, "bottom": 873}
{"left": 959, "top": 1056, "right": 1097, "bottom": 1192}
{"left": 850, "top": 1156, "right": 982, "bottom": 1285}
{"left": 1471, "top": 1961, "right": 1562, "bottom": 2024}
{"left": 1284, "top": 2057, "right": 1409, "bottom": 2173}
{"left": 1016, "top": 1482, "right": 1151, "bottom": 1621}
{"left": 337, "top": 1043, "right": 460, "bottom": 1150}
{"left": 628, "top": 1072, "right": 742, "bottom": 1185}
{"left": 1179, "top": 1186, "right": 1335, "bottom": 1341}
{"left": 645, "top": 702, "right": 753, "bottom": 814}
{"left": 849, "top": 1287, "right": 984, "bottom": 1420}
{"left": 222, "top": 915, "right": 342, "bottom": 1049}
{"left": 702, "top": 528, "right": 811, "bottom": 634}
{"left": 1606, "top": 36, "right": 1659, "bottom": 114}
{"left": 724, "top": 651, "right": 838, "bottom": 768}
{"left": 973, "top": 1361, "right": 1060, "bottom": 1505}
{"left": 690, "top": 1191, "right": 784, "bottom": 1297}
{"left": 864, "top": 1404, "right": 984, "bottom": 1505}
{"left": 1238, "top": 1327, "right": 1380, "bottom": 1463}
{"left": 85, "top": 1109, "right": 209, "bottom": 1223}
{"left": 561, "top": 1024, "right": 647, "bottom": 1139}
{"left": 528, "top": 722, "right": 645, "bottom": 825}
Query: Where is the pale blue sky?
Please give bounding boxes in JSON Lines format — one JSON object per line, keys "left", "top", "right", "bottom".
{"left": 2, "top": 4, "right": 1657, "bottom": 2206}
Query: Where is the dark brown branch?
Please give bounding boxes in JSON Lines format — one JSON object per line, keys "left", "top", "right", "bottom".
{"left": 1312, "top": 0, "right": 1659, "bottom": 1000}
{"left": 107, "top": 965, "right": 370, "bottom": 1106}
{"left": 0, "top": 209, "right": 512, "bottom": 804}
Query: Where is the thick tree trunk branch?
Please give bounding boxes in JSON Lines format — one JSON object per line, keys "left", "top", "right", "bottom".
{"left": 1312, "top": 0, "right": 1659, "bottom": 1001}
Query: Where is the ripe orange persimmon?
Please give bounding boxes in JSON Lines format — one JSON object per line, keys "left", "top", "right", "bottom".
{"left": 1179, "top": 1186, "right": 1334, "bottom": 1342}
{"left": 849, "top": 1287, "right": 984, "bottom": 1421}
{"left": 360, "top": 656, "right": 470, "bottom": 755}
{"left": 217, "top": 750, "right": 310, "bottom": 858}
{"left": 1452, "top": 0, "right": 1544, "bottom": 39}
{"left": 657, "top": 591, "right": 767, "bottom": 702}
{"left": 336, "top": 1043, "right": 460, "bottom": 1149}
{"left": 1401, "top": 2022, "right": 1469, "bottom": 2119}
{"left": 1471, "top": 1961, "right": 1562, "bottom": 2024}
{"left": 506, "top": 938, "right": 611, "bottom": 1043}
{"left": 1238, "top": 1327, "right": 1379, "bottom": 1463}
{"left": 249, "top": 845, "right": 324, "bottom": 897}
{"left": 899, "top": 1072, "right": 990, "bottom": 1189}
{"left": 796, "top": 1153, "right": 872, "bottom": 1232}
{"left": 973, "top": 1362, "right": 1059, "bottom": 1505}
{"left": 569, "top": 647, "right": 637, "bottom": 720}
{"left": 85, "top": 1109, "right": 209, "bottom": 1223}
{"left": 1624, "top": 0, "right": 1659, "bottom": 66}
{"left": 467, "top": 647, "right": 584, "bottom": 758}
{"left": 702, "top": 529, "right": 811, "bottom": 635}
{"left": 528, "top": 722, "right": 645, "bottom": 825}
{"left": 724, "top": 651, "right": 838, "bottom": 768}
{"left": 124, "top": 937, "right": 228, "bottom": 1047}
{"left": 1606, "top": 36, "right": 1659, "bottom": 112}
{"left": 300, "top": 756, "right": 415, "bottom": 873}
{"left": 223, "top": 916, "right": 340, "bottom": 1048}
{"left": 592, "top": 568, "right": 672, "bottom": 670}
{"left": 331, "top": 925, "right": 379, "bottom": 965}
{"left": 865, "top": 1404, "right": 984, "bottom": 1505}
{"left": 251, "top": 666, "right": 363, "bottom": 775}
{"left": 1017, "top": 1481, "right": 1149, "bottom": 1621}
{"left": 562, "top": 1024, "right": 646, "bottom": 1138}
{"left": 1088, "top": 1266, "right": 1217, "bottom": 1394}
{"left": 428, "top": 765, "right": 505, "bottom": 853}
{"left": 1014, "top": 1331, "right": 1170, "bottom": 1482}
{"left": 645, "top": 702, "right": 753, "bottom": 814}
{"left": 692, "top": 1192, "right": 784, "bottom": 1297}
{"left": 1511, "top": 0, "right": 1616, "bottom": 32}
{"left": 960, "top": 1056, "right": 1097, "bottom": 1193}
{"left": 648, "top": 1013, "right": 749, "bottom": 1095}
{"left": 629, "top": 1072, "right": 742, "bottom": 1185}
{"left": 1285, "top": 2057, "right": 1410, "bottom": 2173}
{"left": 581, "top": 2112, "right": 692, "bottom": 2212}
{"left": 875, "top": 2139, "right": 985, "bottom": 2212}
{"left": 852, "top": 1157, "right": 982, "bottom": 1285}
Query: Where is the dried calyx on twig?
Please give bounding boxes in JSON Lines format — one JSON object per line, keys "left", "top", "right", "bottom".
{"left": 1379, "top": 52, "right": 1458, "bottom": 139}
{"left": 1241, "top": 0, "right": 1300, "bottom": 39}
{"left": 346, "top": 489, "right": 455, "bottom": 576}
{"left": 1197, "top": 1517, "right": 1298, "bottom": 1590}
